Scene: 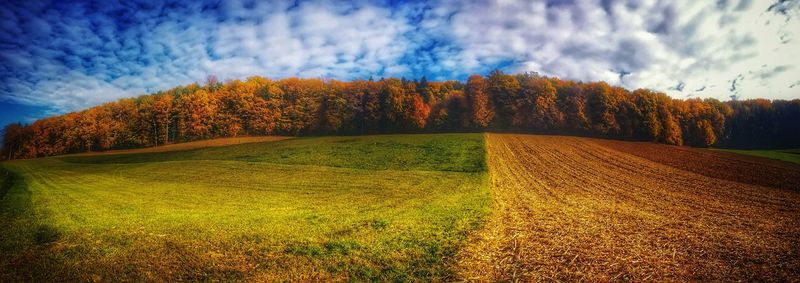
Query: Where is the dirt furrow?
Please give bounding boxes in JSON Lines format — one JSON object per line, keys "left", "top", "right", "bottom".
{"left": 590, "top": 138, "right": 800, "bottom": 191}
{"left": 457, "top": 133, "right": 800, "bottom": 282}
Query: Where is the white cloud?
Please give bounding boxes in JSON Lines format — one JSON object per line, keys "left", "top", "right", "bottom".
{"left": 418, "top": 0, "right": 800, "bottom": 100}
{"left": 1, "top": 0, "right": 413, "bottom": 114}
{"left": 0, "top": 0, "right": 798, "bottom": 120}
{"left": 206, "top": 2, "right": 411, "bottom": 80}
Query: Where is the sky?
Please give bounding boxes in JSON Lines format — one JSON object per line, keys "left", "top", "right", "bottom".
{"left": 1, "top": 0, "right": 799, "bottom": 127}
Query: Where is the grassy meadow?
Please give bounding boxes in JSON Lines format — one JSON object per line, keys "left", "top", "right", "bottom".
{"left": 717, "top": 148, "right": 800, "bottom": 164}
{"left": 0, "top": 134, "right": 490, "bottom": 281}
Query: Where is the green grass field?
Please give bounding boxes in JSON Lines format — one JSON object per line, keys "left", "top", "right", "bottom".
{"left": 717, "top": 148, "right": 800, "bottom": 164}
{"left": 0, "top": 134, "right": 490, "bottom": 281}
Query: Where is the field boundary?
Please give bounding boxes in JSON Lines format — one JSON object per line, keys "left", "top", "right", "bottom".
{"left": 65, "top": 136, "right": 292, "bottom": 157}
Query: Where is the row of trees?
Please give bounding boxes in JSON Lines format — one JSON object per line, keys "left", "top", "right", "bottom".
{"left": 3, "top": 71, "right": 799, "bottom": 159}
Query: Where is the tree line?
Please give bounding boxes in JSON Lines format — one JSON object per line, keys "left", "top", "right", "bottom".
{"left": 3, "top": 71, "right": 799, "bottom": 160}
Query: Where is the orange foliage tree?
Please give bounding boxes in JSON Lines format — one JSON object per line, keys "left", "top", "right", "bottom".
{"left": 3, "top": 71, "right": 799, "bottom": 159}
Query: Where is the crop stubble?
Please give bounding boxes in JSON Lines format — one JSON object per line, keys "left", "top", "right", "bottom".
{"left": 457, "top": 133, "right": 800, "bottom": 281}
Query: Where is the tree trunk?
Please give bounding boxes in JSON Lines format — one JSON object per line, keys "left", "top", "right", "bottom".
{"left": 153, "top": 118, "right": 158, "bottom": 147}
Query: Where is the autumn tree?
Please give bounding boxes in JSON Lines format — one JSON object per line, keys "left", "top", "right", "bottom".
{"left": 487, "top": 70, "right": 520, "bottom": 127}
{"left": 279, "top": 78, "right": 323, "bottom": 135}
{"left": 674, "top": 98, "right": 727, "bottom": 147}
{"left": 246, "top": 77, "right": 282, "bottom": 135}
{"left": 516, "top": 73, "right": 562, "bottom": 130}
{"left": 153, "top": 94, "right": 175, "bottom": 144}
{"left": 380, "top": 78, "right": 408, "bottom": 130}
{"left": 632, "top": 89, "right": 662, "bottom": 141}
{"left": 1, "top": 123, "right": 25, "bottom": 160}
{"left": 107, "top": 99, "right": 139, "bottom": 148}
{"left": 90, "top": 106, "right": 115, "bottom": 150}
{"left": 554, "top": 79, "right": 591, "bottom": 134}
{"left": 177, "top": 89, "right": 217, "bottom": 140}
{"left": 465, "top": 75, "right": 494, "bottom": 128}
{"left": 584, "top": 82, "right": 623, "bottom": 136}
{"left": 215, "top": 83, "right": 246, "bottom": 137}
{"left": 356, "top": 80, "right": 383, "bottom": 134}
{"left": 417, "top": 76, "right": 430, "bottom": 102}
{"left": 315, "top": 80, "right": 355, "bottom": 133}
{"left": 436, "top": 90, "right": 471, "bottom": 130}
{"left": 4, "top": 73, "right": 800, "bottom": 159}
{"left": 409, "top": 94, "right": 431, "bottom": 129}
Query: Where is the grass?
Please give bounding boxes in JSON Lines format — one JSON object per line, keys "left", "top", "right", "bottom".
{"left": 0, "top": 133, "right": 490, "bottom": 281}
{"left": 69, "top": 136, "right": 291, "bottom": 156}
{"left": 63, "top": 134, "right": 484, "bottom": 172}
{"left": 716, "top": 148, "right": 800, "bottom": 164}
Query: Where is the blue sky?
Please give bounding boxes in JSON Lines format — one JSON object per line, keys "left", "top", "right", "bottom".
{"left": 1, "top": 0, "right": 799, "bottom": 126}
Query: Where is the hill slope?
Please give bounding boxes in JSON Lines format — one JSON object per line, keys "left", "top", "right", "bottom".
{"left": 0, "top": 134, "right": 489, "bottom": 281}
{"left": 2, "top": 133, "right": 799, "bottom": 281}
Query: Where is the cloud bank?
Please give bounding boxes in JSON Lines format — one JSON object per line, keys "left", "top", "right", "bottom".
{"left": 1, "top": 0, "right": 798, "bottom": 117}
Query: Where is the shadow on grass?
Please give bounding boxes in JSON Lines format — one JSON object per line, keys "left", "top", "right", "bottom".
{"left": 59, "top": 149, "right": 196, "bottom": 165}
{"left": 0, "top": 167, "right": 32, "bottom": 216}
{"left": 0, "top": 168, "right": 15, "bottom": 200}
{"left": 0, "top": 168, "right": 80, "bottom": 282}
{"left": 58, "top": 134, "right": 488, "bottom": 172}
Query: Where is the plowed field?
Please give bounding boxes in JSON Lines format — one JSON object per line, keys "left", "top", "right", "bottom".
{"left": 458, "top": 133, "right": 800, "bottom": 281}
{"left": 592, "top": 138, "right": 800, "bottom": 190}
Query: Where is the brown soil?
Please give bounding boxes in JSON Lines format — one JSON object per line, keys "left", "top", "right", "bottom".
{"left": 457, "top": 133, "right": 800, "bottom": 282}
{"left": 591, "top": 138, "right": 800, "bottom": 191}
